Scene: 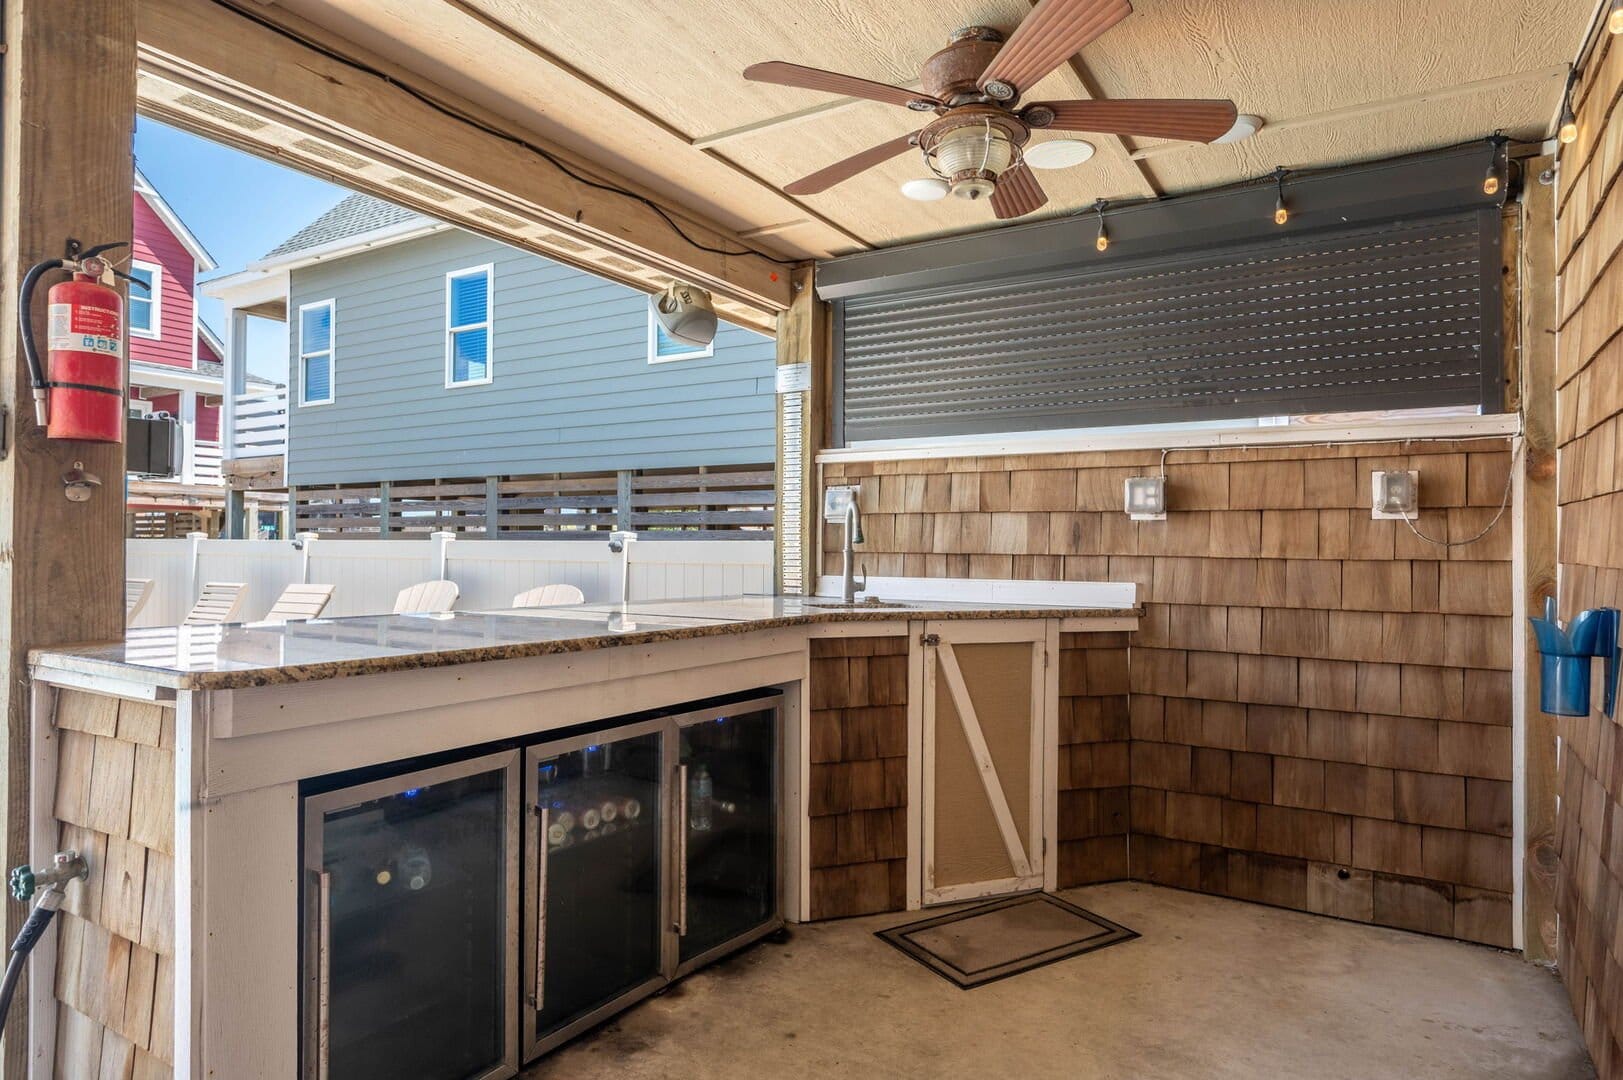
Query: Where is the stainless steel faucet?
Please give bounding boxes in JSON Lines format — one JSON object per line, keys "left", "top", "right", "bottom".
{"left": 841, "top": 495, "right": 865, "bottom": 604}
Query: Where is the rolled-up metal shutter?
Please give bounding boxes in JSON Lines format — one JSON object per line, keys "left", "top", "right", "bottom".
{"left": 837, "top": 209, "right": 1501, "bottom": 442}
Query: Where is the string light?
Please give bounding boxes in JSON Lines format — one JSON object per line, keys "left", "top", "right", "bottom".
{"left": 1559, "top": 72, "right": 1579, "bottom": 144}
{"left": 1482, "top": 133, "right": 1506, "bottom": 196}
{"left": 1271, "top": 166, "right": 1289, "bottom": 225}
{"left": 1610, "top": 0, "right": 1623, "bottom": 34}
{"left": 1093, "top": 199, "right": 1110, "bottom": 252}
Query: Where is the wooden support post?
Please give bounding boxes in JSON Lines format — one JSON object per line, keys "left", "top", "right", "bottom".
{"left": 615, "top": 470, "right": 634, "bottom": 532}
{"left": 1517, "top": 155, "right": 1558, "bottom": 962}
{"left": 773, "top": 265, "right": 828, "bottom": 594}
{"left": 485, "top": 476, "right": 500, "bottom": 538}
{"left": 379, "top": 480, "right": 393, "bottom": 536}
{"left": 0, "top": 0, "right": 136, "bottom": 1072}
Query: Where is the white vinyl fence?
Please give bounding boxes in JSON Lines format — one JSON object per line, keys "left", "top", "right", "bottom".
{"left": 126, "top": 534, "right": 774, "bottom": 627}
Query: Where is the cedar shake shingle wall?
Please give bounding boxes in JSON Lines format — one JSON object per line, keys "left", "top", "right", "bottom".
{"left": 1058, "top": 632, "right": 1131, "bottom": 887}
{"left": 808, "top": 637, "right": 909, "bottom": 919}
{"left": 50, "top": 688, "right": 176, "bottom": 1078}
{"left": 824, "top": 438, "right": 1515, "bottom": 943}
{"left": 1555, "top": 29, "right": 1623, "bottom": 1075}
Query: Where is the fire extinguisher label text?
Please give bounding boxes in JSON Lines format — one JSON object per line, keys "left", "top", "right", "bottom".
{"left": 47, "top": 303, "right": 121, "bottom": 359}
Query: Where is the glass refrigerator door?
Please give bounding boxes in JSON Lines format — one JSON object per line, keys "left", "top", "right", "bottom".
{"left": 303, "top": 751, "right": 518, "bottom": 1080}
{"left": 526, "top": 722, "right": 665, "bottom": 1057}
{"left": 675, "top": 703, "right": 779, "bottom": 969}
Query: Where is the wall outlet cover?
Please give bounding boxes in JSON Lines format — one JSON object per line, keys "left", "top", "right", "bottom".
{"left": 1124, "top": 475, "right": 1167, "bottom": 521}
{"left": 1371, "top": 469, "right": 1419, "bottom": 519}
{"left": 823, "top": 485, "right": 858, "bottom": 523}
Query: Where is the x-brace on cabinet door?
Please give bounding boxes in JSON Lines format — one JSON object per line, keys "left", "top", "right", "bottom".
{"left": 920, "top": 620, "right": 1052, "bottom": 905}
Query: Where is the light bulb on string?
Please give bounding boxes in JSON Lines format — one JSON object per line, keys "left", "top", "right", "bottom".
{"left": 1093, "top": 199, "right": 1109, "bottom": 253}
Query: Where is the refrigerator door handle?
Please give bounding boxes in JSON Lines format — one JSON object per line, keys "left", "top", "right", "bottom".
{"left": 675, "top": 762, "right": 689, "bottom": 936}
{"left": 534, "top": 805, "right": 549, "bottom": 1011}
{"left": 316, "top": 868, "right": 331, "bottom": 1080}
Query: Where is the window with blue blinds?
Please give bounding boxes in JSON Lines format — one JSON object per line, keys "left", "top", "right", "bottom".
{"left": 446, "top": 266, "right": 493, "bottom": 386}
{"left": 128, "top": 263, "right": 158, "bottom": 337}
{"left": 648, "top": 308, "right": 714, "bottom": 363}
{"left": 299, "top": 300, "right": 335, "bottom": 405}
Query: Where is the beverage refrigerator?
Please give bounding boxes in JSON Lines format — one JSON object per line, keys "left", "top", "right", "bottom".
{"left": 302, "top": 691, "right": 780, "bottom": 1077}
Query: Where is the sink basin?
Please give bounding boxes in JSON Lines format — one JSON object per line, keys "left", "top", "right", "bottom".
{"left": 801, "top": 597, "right": 909, "bottom": 609}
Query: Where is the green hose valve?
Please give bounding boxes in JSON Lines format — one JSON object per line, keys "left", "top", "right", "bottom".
{"left": 7, "top": 867, "right": 32, "bottom": 904}
{"left": 9, "top": 851, "right": 87, "bottom": 903}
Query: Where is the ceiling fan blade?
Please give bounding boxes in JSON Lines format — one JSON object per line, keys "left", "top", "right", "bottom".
{"left": 783, "top": 132, "right": 921, "bottom": 195}
{"left": 977, "top": 0, "right": 1132, "bottom": 96}
{"left": 991, "top": 164, "right": 1048, "bottom": 219}
{"left": 744, "top": 62, "right": 937, "bottom": 109}
{"left": 1029, "top": 98, "right": 1238, "bottom": 142}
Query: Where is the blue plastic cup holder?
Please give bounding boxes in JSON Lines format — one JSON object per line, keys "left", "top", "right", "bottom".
{"left": 1530, "top": 601, "right": 1621, "bottom": 719}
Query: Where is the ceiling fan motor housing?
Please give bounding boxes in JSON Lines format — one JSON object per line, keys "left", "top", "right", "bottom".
{"left": 922, "top": 33, "right": 1008, "bottom": 105}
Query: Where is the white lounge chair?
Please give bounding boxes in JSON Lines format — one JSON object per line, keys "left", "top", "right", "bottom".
{"left": 264, "top": 583, "right": 336, "bottom": 624}
{"left": 394, "top": 580, "right": 459, "bottom": 614}
{"left": 511, "top": 584, "right": 585, "bottom": 608}
{"left": 184, "top": 582, "right": 248, "bottom": 626}
{"left": 126, "top": 578, "right": 154, "bottom": 623}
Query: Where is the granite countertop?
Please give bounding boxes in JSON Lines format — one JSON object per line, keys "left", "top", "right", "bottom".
{"left": 29, "top": 594, "right": 1138, "bottom": 691}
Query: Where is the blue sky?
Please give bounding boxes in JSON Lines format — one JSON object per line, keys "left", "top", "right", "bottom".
{"left": 134, "top": 118, "right": 349, "bottom": 380}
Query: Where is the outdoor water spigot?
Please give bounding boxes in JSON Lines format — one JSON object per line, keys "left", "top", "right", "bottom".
{"left": 1529, "top": 597, "right": 1621, "bottom": 718}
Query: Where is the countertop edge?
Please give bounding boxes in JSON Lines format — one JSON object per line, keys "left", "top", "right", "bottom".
{"left": 30, "top": 604, "right": 1141, "bottom": 692}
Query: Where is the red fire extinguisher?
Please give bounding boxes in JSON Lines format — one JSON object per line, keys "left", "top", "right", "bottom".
{"left": 18, "top": 240, "right": 142, "bottom": 443}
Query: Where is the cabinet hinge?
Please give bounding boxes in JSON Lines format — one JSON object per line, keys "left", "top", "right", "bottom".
{"left": 919, "top": 633, "right": 940, "bottom": 647}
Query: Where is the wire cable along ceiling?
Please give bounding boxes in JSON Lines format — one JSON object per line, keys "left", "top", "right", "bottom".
{"left": 743, "top": 0, "right": 1238, "bottom": 218}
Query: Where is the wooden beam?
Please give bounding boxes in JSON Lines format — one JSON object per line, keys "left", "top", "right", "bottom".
{"left": 1517, "top": 154, "right": 1558, "bottom": 962}
{"left": 0, "top": 0, "right": 135, "bottom": 1074}
{"left": 773, "top": 266, "right": 827, "bottom": 593}
{"left": 135, "top": 0, "right": 795, "bottom": 317}
{"left": 1131, "top": 66, "right": 1569, "bottom": 163}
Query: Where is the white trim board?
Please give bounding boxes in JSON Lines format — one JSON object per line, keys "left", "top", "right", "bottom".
{"left": 813, "top": 576, "right": 1136, "bottom": 608}
{"left": 818, "top": 414, "right": 1523, "bottom": 464}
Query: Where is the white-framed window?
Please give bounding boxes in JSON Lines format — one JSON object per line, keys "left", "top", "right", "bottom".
{"left": 445, "top": 265, "right": 493, "bottom": 387}
{"left": 128, "top": 260, "right": 161, "bottom": 339}
{"left": 298, "top": 299, "right": 336, "bottom": 406}
{"left": 648, "top": 307, "right": 714, "bottom": 364}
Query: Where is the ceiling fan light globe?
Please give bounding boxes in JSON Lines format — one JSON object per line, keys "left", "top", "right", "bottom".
{"left": 900, "top": 177, "right": 951, "bottom": 201}
{"left": 934, "top": 125, "right": 1014, "bottom": 179}
{"left": 1024, "top": 139, "right": 1096, "bottom": 169}
{"left": 1213, "top": 114, "right": 1263, "bottom": 144}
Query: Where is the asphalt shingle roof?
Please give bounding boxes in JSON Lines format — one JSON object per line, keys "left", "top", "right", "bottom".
{"left": 262, "top": 192, "right": 428, "bottom": 260}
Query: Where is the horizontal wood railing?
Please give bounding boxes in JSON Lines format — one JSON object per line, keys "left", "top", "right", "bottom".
{"left": 291, "top": 465, "right": 776, "bottom": 539}
{"left": 230, "top": 389, "right": 288, "bottom": 458}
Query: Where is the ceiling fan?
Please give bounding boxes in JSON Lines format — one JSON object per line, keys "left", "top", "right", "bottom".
{"left": 743, "top": 0, "right": 1238, "bottom": 219}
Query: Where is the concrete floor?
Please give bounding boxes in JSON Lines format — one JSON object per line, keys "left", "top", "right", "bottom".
{"left": 522, "top": 882, "right": 1593, "bottom": 1080}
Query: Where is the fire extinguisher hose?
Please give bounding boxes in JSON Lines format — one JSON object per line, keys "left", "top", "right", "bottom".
{"left": 17, "top": 258, "right": 63, "bottom": 427}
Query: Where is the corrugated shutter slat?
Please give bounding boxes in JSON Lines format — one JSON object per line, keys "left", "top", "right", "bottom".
{"left": 838, "top": 212, "right": 1497, "bottom": 440}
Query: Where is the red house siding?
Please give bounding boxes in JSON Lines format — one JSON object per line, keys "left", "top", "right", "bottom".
{"left": 129, "top": 193, "right": 196, "bottom": 370}
{"left": 141, "top": 391, "right": 220, "bottom": 442}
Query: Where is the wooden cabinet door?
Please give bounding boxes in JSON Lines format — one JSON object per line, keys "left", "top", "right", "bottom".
{"left": 920, "top": 620, "right": 1052, "bottom": 905}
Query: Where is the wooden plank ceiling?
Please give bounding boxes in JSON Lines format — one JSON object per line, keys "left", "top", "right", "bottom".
{"left": 189, "top": 0, "right": 1587, "bottom": 259}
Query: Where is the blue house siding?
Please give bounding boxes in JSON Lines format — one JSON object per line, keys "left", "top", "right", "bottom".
{"left": 285, "top": 229, "right": 776, "bottom": 486}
